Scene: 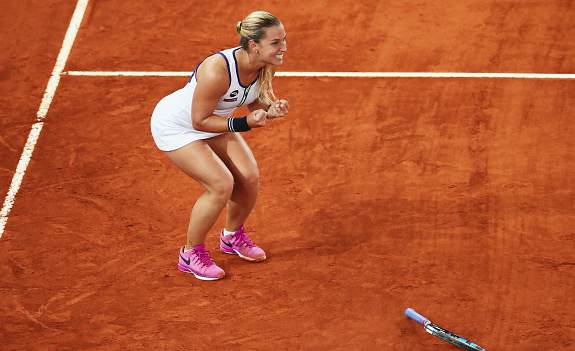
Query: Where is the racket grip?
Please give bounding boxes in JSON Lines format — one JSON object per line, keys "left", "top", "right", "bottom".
{"left": 405, "top": 308, "right": 428, "bottom": 325}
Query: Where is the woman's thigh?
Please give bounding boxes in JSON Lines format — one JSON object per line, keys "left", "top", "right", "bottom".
{"left": 163, "top": 139, "right": 233, "bottom": 193}
{"left": 205, "top": 133, "right": 259, "bottom": 185}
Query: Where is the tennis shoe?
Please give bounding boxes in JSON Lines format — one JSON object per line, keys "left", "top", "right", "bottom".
{"left": 178, "top": 244, "right": 225, "bottom": 281}
{"left": 220, "top": 225, "right": 266, "bottom": 262}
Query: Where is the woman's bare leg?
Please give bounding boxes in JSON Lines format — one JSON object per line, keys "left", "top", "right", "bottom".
{"left": 206, "top": 133, "right": 260, "bottom": 232}
{"left": 163, "top": 139, "right": 234, "bottom": 249}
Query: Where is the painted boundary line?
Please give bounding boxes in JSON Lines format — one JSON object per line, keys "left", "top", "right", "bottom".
{"left": 65, "top": 71, "right": 575, "bottom": 79}
{"left": 0, "top": 0, "right": 90, "bottom": 238}
{"left": 3, "top": 12, "right": 574, "bottom": 239}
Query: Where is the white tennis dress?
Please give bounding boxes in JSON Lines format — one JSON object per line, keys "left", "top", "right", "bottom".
{"left": 150, "top": 47, "right": 261, "bottom": 151}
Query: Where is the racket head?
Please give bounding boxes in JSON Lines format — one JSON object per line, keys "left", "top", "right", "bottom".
{"left": 424, "top": 322, "right": 486, "bottom": 351}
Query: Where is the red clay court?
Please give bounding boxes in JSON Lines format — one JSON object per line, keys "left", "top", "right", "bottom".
{"left": 1, "top": 0, "right": 574, "bottom": 350}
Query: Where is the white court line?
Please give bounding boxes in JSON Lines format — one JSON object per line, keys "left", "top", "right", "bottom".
{"left": 65, "top": 71, "right": 575, "bottom": 79}
{"left": 0, "top": 0, "right": 90, "bottom": 238}
{"left": 3, "top": 15, "right": 574, "bottom": 238}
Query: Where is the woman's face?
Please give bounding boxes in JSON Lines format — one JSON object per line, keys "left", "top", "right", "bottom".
{"left": 256, "top": 24, "right": 287, "bottom": 65}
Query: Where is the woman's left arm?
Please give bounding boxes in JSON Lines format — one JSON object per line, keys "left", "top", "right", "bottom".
{"left": 246, "top": 66, "right": 289, "bottom": 118}
{"left": 247, "top": 100, "right": 272, "bottom": 113}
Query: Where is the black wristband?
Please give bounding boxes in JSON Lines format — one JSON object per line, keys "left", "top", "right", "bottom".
{"left": 265, "top": 104, "right": 271, "bottom": 112}
{"left": 228, "top": 116, "right": 251, "bottom": 133}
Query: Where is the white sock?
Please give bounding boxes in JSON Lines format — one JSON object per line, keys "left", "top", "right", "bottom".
{"left": 223, "top": 229, "right": 236, "bottom": 236}
{"left": 184, "top": 244, "right": 202, "bottom": 252}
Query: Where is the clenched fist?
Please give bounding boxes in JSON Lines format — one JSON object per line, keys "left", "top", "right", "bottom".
{"left": 247, "top": 109, "right": 268, "bottom": 128}
{"left": 267, "top": 99, "right": 289, "bottom": 120}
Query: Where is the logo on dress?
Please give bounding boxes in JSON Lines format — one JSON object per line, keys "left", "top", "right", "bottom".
{"left": 225, "top": 90, "right": 240, "bottom": 102}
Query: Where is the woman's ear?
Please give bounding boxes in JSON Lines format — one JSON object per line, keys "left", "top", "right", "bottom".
{"left": 249, "top": 40, "right": 259, "bottom": 53}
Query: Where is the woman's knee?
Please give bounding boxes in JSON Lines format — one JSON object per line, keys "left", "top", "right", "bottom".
{"left": 238, "top": 168, "right": 260, "bottom": 192}
{"left": 208, "top": 173, "right": 235, "bottom": 202}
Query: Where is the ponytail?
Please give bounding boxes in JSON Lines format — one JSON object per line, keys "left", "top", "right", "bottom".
{"left": 257, "top": 65, "right": 276, "bottom": 104}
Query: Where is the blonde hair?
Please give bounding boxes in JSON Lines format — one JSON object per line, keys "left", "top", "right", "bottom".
{"left": 236, "top": 11, "right": 282, "bottom": 104}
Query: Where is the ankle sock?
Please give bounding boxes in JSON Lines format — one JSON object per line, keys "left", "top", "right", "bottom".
{"left": 223, "top": 229, "right": 237, "bottom": 236}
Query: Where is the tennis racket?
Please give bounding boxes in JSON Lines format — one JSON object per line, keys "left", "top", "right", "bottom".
{"left": 405, "top": 308, "right": 486, "bottom": 351}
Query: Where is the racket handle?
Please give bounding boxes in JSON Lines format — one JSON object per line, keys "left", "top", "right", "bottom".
{"left": 405, "top": 308, "right": 428, "bottom": 325}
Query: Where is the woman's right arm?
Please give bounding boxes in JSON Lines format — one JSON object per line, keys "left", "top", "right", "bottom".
{"left": 190, "top": 55, "right": 233, "bottom": 133}
{"left": 191, "top": 55, "right": 267, "bottom": 133}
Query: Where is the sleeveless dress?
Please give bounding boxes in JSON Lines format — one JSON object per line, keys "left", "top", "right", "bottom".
{"left": 150, "top": 47, "right": 260, "bottom": 151}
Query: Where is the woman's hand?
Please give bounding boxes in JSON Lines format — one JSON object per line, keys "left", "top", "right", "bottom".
{"left": 267, "top": 99, "right": 289, "bottom": 120}
{"left": 247, "top": 109, "right": 268, "bottom": 128}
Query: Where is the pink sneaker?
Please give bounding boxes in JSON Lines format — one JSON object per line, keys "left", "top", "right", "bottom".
{"left": 178, "top": 245, "right": 225, "bottom": 280}
{"left": 220, "top": 226, "right": 266, "bottom": 262}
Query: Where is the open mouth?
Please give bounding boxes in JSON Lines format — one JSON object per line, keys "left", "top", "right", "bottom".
{"left": 274, "top": 54, "right": 284, "bottom": 60}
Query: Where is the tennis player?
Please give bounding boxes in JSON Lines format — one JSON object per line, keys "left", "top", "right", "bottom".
{"left": 150, "top": 11, "right": 289, "bottom": 280}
